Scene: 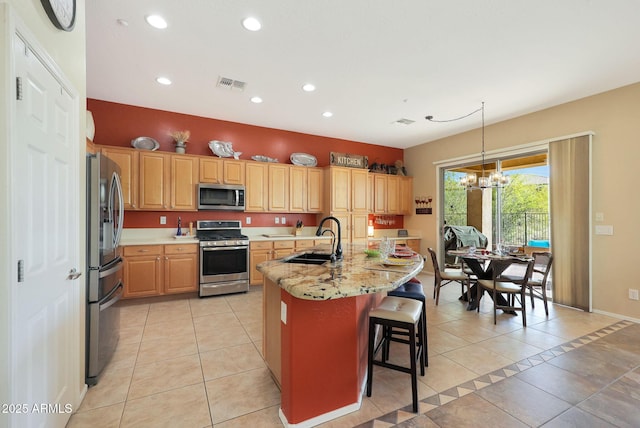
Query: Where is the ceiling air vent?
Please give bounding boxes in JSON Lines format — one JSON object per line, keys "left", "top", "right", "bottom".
{"left": 393, "top": 118, "right": 415, "bottom": 125}
{"left": 217, "top": 76, "right": 246, "bottom": 92}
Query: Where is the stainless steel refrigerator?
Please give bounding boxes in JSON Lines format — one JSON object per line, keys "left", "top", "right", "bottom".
{"left": 86, "top": 152, "right": 124, "bottom": 386}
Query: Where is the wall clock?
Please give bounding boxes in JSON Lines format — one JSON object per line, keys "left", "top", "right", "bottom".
{"left": 41, "top": 0, "right": 76, "bottom": 32}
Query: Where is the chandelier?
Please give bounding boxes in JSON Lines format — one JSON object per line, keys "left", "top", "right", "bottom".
{"left": 426, "top": 102, "right": 509, "bottom": 190}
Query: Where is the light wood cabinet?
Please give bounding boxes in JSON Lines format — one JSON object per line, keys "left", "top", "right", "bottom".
{"left": 268, "top": 164, "right": 289, "bottom": 212}
{"left": 199, "top": 158, "right": 223, "bottom": 183}
{"left": 373, "top": 174, "right": 387, "bottom": 213}
{"left": 163, "top": 244, "right": 199, "bottom": 294}
{"left": 123, "top": 245, "right": 163, "bottom": 297}
{"left": 250, "top": 241, "right": 273, "bottom": 286}
{"left": 351, "top": 213, "right": 369, "bottom": 244}
{"left": 307, "top": 168, "right": 324, "bottom": 212}
{"left": 372, "top": 174, "right": 412, "bottom": 214}
{"left": 170, "top": 155, "right": 199, "bottom": 210}
{"left": 138, "top": 152, "right": 198, "bottom": 211}
{"left": 138, "top": 151, "right": 170, "bottom": 210}
{"left": 289, "top": 166, "right": 307, "bottom": 213}
{"left": 387, "top": 175, "right": 401, "bottom": 214}
{"left": 351, "top": 169, "right": 369, "bottom": 212}
{"left": 245, "top": 162, "right": 268, "bottom": 212}
{"left": 327, "top": 167, "right": 351, "bottom": 212}
{"left": 199, "top": 158, "right": 246, "bottom": 185}
{"left": 406, "top": 239, "right": 421, "bottom": 253}
{"left": 400, "top": 176, "right": 414, "bottom": 215}
{"left": 123, "top": 244, "right": 198, "bottom": 298}
{"left": 223, "top": 159, "right": 245, "bottom": 185}
{"left": 101, "top": 146, "right": 139, "bottom": 210}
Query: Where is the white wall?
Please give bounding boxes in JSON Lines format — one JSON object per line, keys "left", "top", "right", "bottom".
{"left": 0, "top": 1, "right": 86, "bottom": 426}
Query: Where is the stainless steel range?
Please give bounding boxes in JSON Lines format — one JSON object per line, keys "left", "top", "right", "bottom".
{"left": 197, "top": 220, "right": 249, "bottom": 297}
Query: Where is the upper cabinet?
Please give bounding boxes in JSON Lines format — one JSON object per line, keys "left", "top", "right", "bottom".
{"left": 245, "top": 162, "right": 268, "bottom": 212}
{"left": 351, "top": 169, "right": 369, "bottom": 213}
{"left": 102, "top": 147, "right": 198, "bottom": 212}
{"left": 268, "top": 164, "right": 289, "bottom": 212}
{"left": 170, "top": 155, "right": 199, "bottom": 210}
{"left": 100, "top": 146, "right": 139, "bottom": 210}
{"left": 139, "top": 152, "right": 198, "bottom": 211}
{"left": 138, "top": 151, "right": 170, "bottom": 210}
{"left": 372, "top": 173, "right": 413, "bottom": 214}
{"left": 199, "top": 158, "right": 245, "bottom": 185}
{"left": 307, "top": 168, "right": 324, "bottom": 213}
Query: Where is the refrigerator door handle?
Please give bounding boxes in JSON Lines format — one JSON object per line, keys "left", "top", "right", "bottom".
{"left": 109, "top": 172, "right": 125, "bottom": 248}
{"left": 98, "top": 258, "right": 123, "bottom": 279}
{"left": 100, "top": 283, "right": 123, "bottom": 311}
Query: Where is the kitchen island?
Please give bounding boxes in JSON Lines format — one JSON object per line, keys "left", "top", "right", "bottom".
{"left": 257, "top": 243, "right": 424, "bottom": 427}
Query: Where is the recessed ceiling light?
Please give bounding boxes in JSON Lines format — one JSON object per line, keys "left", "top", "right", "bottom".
{"left": 145, "top": 14, "right": 167, "bottom": 29}
{"left": 322, "top": 111, "right": 333, "bottom": 118}
{"left": 156, "top": 77, "right": 172, "bottom": 85}
{"left": 250, "top": 96, "right": 263, "bottom": 104}
{"left": 302, "top": 83, "right": 316, "bottom": 92}
{"left": 242, "top": 17, "right": 262, "bottom": 31}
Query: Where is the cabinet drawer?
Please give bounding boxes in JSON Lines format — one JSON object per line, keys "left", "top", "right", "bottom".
{"left": 123, "top": 245, "right": 163, "bottom": 256}
{"left": 164, "top": 244, "right": 198, "bottom": 255}
{"left": 251, "top": 241, "right": 273, "bottom": 250}
{"left": 273, "top": 240, "right": 294, "bottom": 249}
{"left": 295, "top": 240, "right": 315, "bottom": 249}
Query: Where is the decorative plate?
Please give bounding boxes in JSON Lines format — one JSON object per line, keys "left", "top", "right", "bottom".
{"left": 131, "top": 136, "right": 159, "bottom": 151}
{"left": 290, "top": 153, "right": 317, "bottom": 167}
{"left": 209, "top": 140, "right": 234, "bottom": 157}
{"left": 252, "top": 155, "right": 279, "bottom": 163}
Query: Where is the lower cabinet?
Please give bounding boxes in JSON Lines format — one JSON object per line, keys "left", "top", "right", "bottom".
{"left": 123, "top": 244, "right": 198, "bottom": 298}
{"left": 249, "top": 240, "right": 296, "bottom": 286}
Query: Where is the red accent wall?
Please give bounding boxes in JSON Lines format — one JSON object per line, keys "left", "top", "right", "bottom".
{"left": 88, "top": 99, "right": 405, "bottom": 229}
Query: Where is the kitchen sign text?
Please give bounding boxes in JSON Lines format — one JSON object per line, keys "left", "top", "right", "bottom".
{"left": 330, "top": 152, "right": 368, "bottom": 169}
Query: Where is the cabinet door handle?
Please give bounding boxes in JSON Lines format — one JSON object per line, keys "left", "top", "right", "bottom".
{"left": 138, "top": 249, "right": 149, "bottom": 253}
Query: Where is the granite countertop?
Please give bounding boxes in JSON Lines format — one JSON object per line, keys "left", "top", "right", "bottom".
{"left": 257, "top": 243, "right": 424, "bottom": 300}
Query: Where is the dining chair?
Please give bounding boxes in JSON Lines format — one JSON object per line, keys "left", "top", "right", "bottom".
{"left": 427, "top": 248, "right": 470, "bottom": 305}
{"left": 476, "top": 258, "right": 535, "bottom": 326}
{"left": 528, "top": 252, "right": 553, "bottom": 315}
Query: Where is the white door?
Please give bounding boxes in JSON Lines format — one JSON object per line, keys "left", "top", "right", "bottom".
{"left": 11, "top": 34, "right": 79, "bottom": 428}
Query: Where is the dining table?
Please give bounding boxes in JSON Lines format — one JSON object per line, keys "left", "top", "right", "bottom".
{"left": 447, "top": 250, "right": 533, "bottom": 311}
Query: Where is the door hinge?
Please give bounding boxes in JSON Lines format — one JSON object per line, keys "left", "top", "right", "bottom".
{"left": 16, "top": 77, "right": 22, "bottom": 100}
{"left": 17, "top": 260, "right": 24, "bottom": 283}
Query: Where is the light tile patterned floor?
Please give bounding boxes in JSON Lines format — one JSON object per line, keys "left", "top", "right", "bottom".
{"left": 68, "top": 272, "right": 640, "bottom": 427}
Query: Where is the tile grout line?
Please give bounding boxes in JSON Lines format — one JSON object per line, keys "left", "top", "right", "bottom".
{"left": 360, "top": 319, "right": 635, "bottom": 427}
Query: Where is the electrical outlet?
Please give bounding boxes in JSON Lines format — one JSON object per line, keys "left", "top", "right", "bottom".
{"left": 160, "top": 216, "right": 167, "bottom": 225}
{"left": 629, "top": 289, "right": 639, "bottom": 300}
{"left": 281, "top": 216, "right": 286, "bottom": 225}
{"left": 245, "top": 216, "right": 251, "bottom": 225}
{"left": 281, "top": 301, "right": 287, "bottom": 324}
{"left": 275, "top": 217, "right": 279, "bottom": 224}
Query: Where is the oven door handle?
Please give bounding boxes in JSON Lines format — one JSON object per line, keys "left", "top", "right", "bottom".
{"left": 202, "top": 246, "right": 249, "bottom": 251}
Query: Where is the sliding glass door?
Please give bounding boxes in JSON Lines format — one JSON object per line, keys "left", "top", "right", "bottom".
{"left": 443, "top": 152, "right": 549, "bottom": 252}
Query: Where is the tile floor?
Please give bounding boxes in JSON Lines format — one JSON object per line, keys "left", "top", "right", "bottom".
{"left": 68, "top": 272, "right": 640, "bottom": 427}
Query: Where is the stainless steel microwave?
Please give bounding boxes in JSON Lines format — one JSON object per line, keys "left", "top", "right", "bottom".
{"left": 198, "top": 184, "right": 245, "bottom": 211}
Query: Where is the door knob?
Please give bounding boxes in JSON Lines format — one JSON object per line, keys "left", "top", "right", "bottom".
{"left": 66, "top": 268, "right": 82, "bottom": 280}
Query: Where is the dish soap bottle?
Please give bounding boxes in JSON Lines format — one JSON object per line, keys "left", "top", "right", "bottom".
{"left": 176, "top": 217, "right": 182, "bottom": 236}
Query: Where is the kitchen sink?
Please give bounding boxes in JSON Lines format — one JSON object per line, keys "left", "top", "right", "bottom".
{"left": 284, "top": 253, "right": 334, "bottom": 265}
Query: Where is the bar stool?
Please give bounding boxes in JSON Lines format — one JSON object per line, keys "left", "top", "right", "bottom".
{"left": 366, "top": 296, "right": 425, "bottom": 413}
{"left": 387, "top": 277, "right": 428, "bottom": 367}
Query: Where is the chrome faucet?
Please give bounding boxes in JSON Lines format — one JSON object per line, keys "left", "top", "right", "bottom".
{"left": 316, "top": 216, "right": 342, "bottom": 260}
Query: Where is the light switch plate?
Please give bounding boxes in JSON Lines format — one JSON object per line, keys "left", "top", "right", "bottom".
{"left": 595, "top": 225, "right": 614, "bottom": 235}
{"left": 245, "top": 216, "right": 251, "bottom": 225}
{"left": 160, "top": 216, "right": 167, "bottom": 225}
{"left": 275, "top": 217, "right": 280, "bottom": 224}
